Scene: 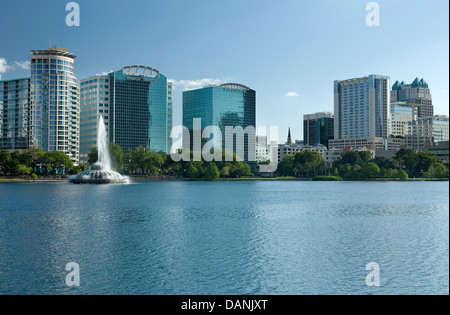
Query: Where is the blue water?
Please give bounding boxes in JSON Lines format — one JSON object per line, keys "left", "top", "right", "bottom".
{"left": 0, "top": 181, "right": 448, "bottom": 295}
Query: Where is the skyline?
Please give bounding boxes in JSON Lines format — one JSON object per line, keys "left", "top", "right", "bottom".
{"left": 0, "top": 0, "right": 449, "bottom": 142}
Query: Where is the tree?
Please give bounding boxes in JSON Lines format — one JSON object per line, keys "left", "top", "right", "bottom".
{"left": 396, "top": 169, "right": 409, "bottom": 181}
{"left": 205, "top": 163, "right": 220, "bottom": 180}
{"left": 0, "top": 150, "right": 12, "bottom": 175}
{"left": 277, "top": 154, "right": 295, "bottom": 176}
{"left": 109, "top": 143, "right": 124, "bottom": 172}
{"left": 186, "top": 163, "right": 200, "bottom": 179}
{"left": 362, "top": 162, "right": 381, "bottom": 178}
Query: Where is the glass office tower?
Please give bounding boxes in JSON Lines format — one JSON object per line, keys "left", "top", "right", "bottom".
{"left": 29, "top": 47, "right": 80, "bottom": 165}
{"left": 108, "top": 66, "right": 173, "bottom": 154}
{"left": 0, "top": 78, "right": 31, "bottom": 150}
{"left": 183, "top": 83, "right": 256, "bottom": 170}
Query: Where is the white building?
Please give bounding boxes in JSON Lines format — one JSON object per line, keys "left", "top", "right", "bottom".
{"left": 29, "top": 47, "right": 80, "bottom": 165}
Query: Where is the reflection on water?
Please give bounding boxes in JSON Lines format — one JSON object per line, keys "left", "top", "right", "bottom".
{"left": 0, "top": 181, "right": 448, "bottom": 295}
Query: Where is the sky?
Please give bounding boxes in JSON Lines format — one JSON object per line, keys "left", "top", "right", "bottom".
{"left": 0, "top": 0, "right": 448, "bottom": 143}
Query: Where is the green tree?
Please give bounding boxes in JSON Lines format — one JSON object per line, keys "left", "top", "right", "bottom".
{"left": 277, "top": 154, "right": 295, "bottom": 176}
{"left": 109, "top": 143, "right": 124, "bottom": 172}
{"left": 0, "top": 150, "right": 12, "bottom": 175}
{"left": 186, "top": 163, "right": 200, "bottom": 179}
{"left": 396, "top": 169, "right": 409, "bottom": 181}
{"left": 362, "top": 162, "right": 381, "bottom": 178}
{"left": 205, "top": 163, "right": 220, "bottom": 180}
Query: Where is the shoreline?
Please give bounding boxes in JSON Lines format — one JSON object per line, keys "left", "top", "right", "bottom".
{"left": 1, "top": 177, "right": 448, "bottom": 183}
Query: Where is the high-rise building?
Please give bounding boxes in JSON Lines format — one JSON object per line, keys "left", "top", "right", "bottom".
{"left": 390, "top": 102, "right": 418, "bottom": 138}
{"left": 334, "top": 75, "right": 390, "bottom": 140}
{"left": 0, "top": 78, "right": 31, "bottom": 151}
{"left": 29, "top": 47, "right": 80, "bottom": 164}
{"left": 391, "top": 78, "right": 433, "bottom": 118}
{"left": 183, "top": 83, "right": 256, "bottom": 169}
{"left": 79, "top": 74, "right": 110, "bottom": 163}
{"left": 303, "top": 112, "right": 334, "bottom": 148}
{"left": 79, "top": 66, "right": 172, "bottom": 160}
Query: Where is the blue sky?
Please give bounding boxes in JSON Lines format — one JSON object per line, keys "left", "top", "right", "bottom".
{"left": 0, "top": 0, "right": 448, "bottom": 142}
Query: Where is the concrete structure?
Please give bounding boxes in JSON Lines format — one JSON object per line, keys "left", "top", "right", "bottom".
{"left": 278, "top": 141, "right": 328, "bottom": 163}
{"left": 329, "top": 137, "right": 404, "bottom": 151}
{"left": 0, "top": 78, "right": 31, "bottom": 150}
{"left": 29, "top": 47, "right": 80, "bottom": 165}
{"left": 334, "top": 75, "right": 390, "bottom": 140}
{"left": 390, "top": 102, "right": 418, "bottom": 137}
{"left": 391, "top": 78, "right": 433, "bottom": 118}
{"left": 405, "top": 116, "right": 449, "bottom": 152}
{"left": 303, "top": 112, "right": 334, "bottom": 148}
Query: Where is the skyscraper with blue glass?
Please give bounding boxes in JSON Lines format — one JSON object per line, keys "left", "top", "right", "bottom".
{"left": 183, "top": 83, "right": 256, "bottom": 169}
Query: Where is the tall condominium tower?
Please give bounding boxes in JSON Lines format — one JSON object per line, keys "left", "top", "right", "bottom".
{"left": 80, "top": 65, "right": 173, "bottom": 161}
{"left": 183, "top": 83, "right": 256, "bottom": 170}
{"left": 334, "top": 75, "right": 390, "bottom": 140}
{"left": 303, "top": 112, "right": 334, "bottom": 148}
{"left": 0, "top": 78, "right": 31, "bottom": 150}
{"left": 391, "top": 78, "right": 433, "bottom": 118}
{"left": 29, "top": 47, "right": 80, "bottom": 165}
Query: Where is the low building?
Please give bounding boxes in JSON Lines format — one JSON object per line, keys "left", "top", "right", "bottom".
{"left": 278, "top": 141, "right": 328, "bottom": 163}
{"left": 329, "top": 137, "right": 404, "bottom": 151}
{"left": 426, "top": 141, "right": 449, "bottom": 167}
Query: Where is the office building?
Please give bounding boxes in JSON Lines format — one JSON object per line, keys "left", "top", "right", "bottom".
{"left": 334, "top": 75, "right": 390, "bottom": 140}
{"left": 390, "top": 102, "right": 418, "bottom": 138}
{"left": 183, "top": 83, "right": 256, "bottom": 169}
{"left": 0, "top": 78, "right": 31, "bottom": 151}
{"left": 391, "top": 78, "right": 433, "bottom": 118}
{"left": 29, "top": 47, "right": 80, "bottom": 165}
{"left": 405, "top": 116, "right": 450, "bottom": 152}
{"left": 304, "top": 112, "right": 334, "bottom": 148}
{"left": 79, "top": 66, "right": 173, "bottom": 161}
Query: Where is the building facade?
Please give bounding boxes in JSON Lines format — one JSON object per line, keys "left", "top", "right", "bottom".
{"left": 303, "top": 112, "right": 334, "bottom": 148}
{"left": 391, "top": 78, "right": 433, "bottom": 118}
{"left": 79, "top": 74, "right": 110, "bottom": 163}
{"left": 278, "top": 141, "right": 328, "bottom": 163}
{"left": 29, "top": 47, "right": 80, "bottom": 165}
{"left": 183, "top": 83, "right": 256, "bottom": 169}
{"left": 0, "top": 78, "right": 31, "bottom": 151}
{"left": 390, "top": 102, "right": 417, "bottom": 138}
{"left": 334, "top": 75, "right": 390, "bottom": 140}
{"left": 405, "top": 116, "right": 450, "bottom": 152}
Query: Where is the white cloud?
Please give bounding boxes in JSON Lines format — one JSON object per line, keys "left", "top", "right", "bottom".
{"left": 0, "top": 57, "right": 14, "bottom": 73}
{"left": 14, "top": 61, "right": 30, "bottom": 70}
{"left": 0, "top": 58, "right": 31, "bottom": 74}
{"left": 286, "top": 92, "right": 299, "bottom": 97}
{"left": 170, "top": 78, "right": 226, "bottom": 91}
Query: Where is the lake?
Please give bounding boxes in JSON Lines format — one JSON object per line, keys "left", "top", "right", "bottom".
{"left": 0, "top": 181, "right": 448, "bottom": 295}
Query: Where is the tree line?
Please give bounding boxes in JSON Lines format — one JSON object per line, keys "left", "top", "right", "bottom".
{"left": 276, "top": 148, "right": 448, "bottom": 180}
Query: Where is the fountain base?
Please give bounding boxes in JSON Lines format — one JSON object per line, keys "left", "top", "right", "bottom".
{"left": 69, "top": 163, "right": 129, "bottom": 185}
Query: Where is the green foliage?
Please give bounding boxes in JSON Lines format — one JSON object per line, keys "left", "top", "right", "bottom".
{"left": 331, "top": 148, "right": 448, "bottom": 180}
{"left": 205, "top": 163, "right": 220, "bottom": 180}
{"left": 312, "top": 176, "right": 343, "bottom": 181}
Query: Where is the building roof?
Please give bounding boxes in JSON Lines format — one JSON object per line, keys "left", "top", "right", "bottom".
{"left": 30, "top": 47, "right": 77, "bottom": 59}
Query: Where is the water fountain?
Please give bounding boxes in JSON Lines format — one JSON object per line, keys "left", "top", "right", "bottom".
{"left": 70, "top": 116, "right": 129, "bottom": 184}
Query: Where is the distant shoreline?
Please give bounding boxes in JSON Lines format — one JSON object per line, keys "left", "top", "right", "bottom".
{"left": 1, "top": 177, "right": 448, "bottom": 183}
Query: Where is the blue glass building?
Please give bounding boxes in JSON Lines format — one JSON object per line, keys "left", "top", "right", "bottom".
{"left": 183, "top": 83, "right": 256, "bottom": 170}
{"left": 108, "top": 66, "right": 172, "bottom": 154}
